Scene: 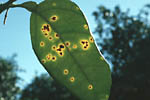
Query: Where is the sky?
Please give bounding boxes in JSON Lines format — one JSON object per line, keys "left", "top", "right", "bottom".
{"left": 0, "top": 0, "right": 149, "bottom": 87}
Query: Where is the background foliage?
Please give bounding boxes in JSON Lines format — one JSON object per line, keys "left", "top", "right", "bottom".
{"left": 0, "top": 55, "right": 20, "bottom": 100}
{"left": 1, "top": 2, "right": 150, "bottom": 100}
{"left": 20, "top": 74, "right": 77, "bottom": 100}
{"left": 93, "top": 5, "right": 150, "bottom": 100}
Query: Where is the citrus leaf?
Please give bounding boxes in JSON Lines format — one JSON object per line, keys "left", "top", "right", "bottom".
{"left": 29, "top": 0, "right": 111, "bottom": 100}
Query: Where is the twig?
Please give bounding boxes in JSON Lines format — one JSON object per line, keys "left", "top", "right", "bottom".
{"left": 3, "top": 8, "right": 9, "bottom": 25}
{"left": 0, "top": 0, "right": 16, "bottom": 14}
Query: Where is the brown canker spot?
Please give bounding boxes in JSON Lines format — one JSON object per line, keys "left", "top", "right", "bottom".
{"left": 52, "top": 56, "right": 56, "bottom": 61}
{"left": 58, "top": 43, "right": 65, "bottom": 50}
{"left": 65, "top": 41, "right": 70, "bottom": 46}
{"left": 46, "top": 54, "right": 51, "bottom": 61}
{"left": 52, "top": 45, "right": 56, "bottom": 50}
{"left": 63, "top": 69, "right": 69, "bottom": 75}
{"left": 56, "top": 48, "right": 61, "bottom": 52}
{"left": 50, "top": 15, "right": 58, "bottom": 22}
{"left": 60, "top": 44, "right": 64, "bottom": 49}
{"left": 88, "top": 84, "right": 93, "bottom": 90}
{"left": 58, "top": 51, "right": 64, "bottom": 57}
{"left": 54, "top": 33, "right": 59, "bottom": 39}
{"left": 60, "top": 52, "right": 63, "bottom": 56}
{"left": 44, "top": 33, "right": 48, "bottom": 36}
{"left": 40, "top": 41, "right": 45, "bottom": 47}
{"left": 41, "top": 59, "right": 46, "bottom": 63}
{"left": 70, "top": 77, "right": 75, "bottom": 82}
{"left": 48, "top": 36, "right": 53, "bottom": 41}
{"left": 89, "top": 36, "right": 94, "bottom": 43}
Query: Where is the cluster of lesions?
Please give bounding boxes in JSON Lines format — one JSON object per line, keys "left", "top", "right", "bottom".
{"left": 40, "top": 14, "right": 59, "bottom": 41}
{"left": 41, "top": 53, "right": 57, "bottom": 64}
{"left": 79, "top": 36, "right": 94, "bottom": 50}
{"left": 41, "top": 24, "right": 51, "bottom": 37}
{"left": 80, "top": 40, "right": 90, "bottom": 50}
{"left": 46, "top": 53, "right": 57, "bottom": 62}
{"left": 41, "top": 24, "right": 55, "bottom": 42}
{"left": 40, "top": 24, "right": 60, "bottom": 44}
{"left": 52, "top": 43, "right": 65, "bottom": 57}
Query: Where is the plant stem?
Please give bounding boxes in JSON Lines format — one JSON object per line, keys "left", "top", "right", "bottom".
{"left": 0, "top": 0, "right": 17, "bottom": 14}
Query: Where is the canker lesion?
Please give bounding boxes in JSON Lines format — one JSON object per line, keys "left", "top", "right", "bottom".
{"left": 63, "top": 69, "right": 69, "bottom": 75}
{"left": 73, "top": 44, "right": 77, "bottom": 49}
{"left": 41, "top": 59, "right": 46, "bottom": 64}
{"left": 88, "top": 84, "right": 93, "bottom": 90}
{"left": 46, "top": 53, "right": 52, "bottom": 61}
{"left": 65, "top": 41, "right": 70, "bottom": 47}
{"left": 54, "top": 33, "right": 59, "bottom": 39}
{"left": 44, "top": 53, "right": 57, "bottom": 62}
{"left": 52, "top": 56, "right": 57, "bottom": 61}
{"left": 70, "top": 76, "right": 75, "bottom": 82}
{"left": 40, "top": 41, "right": 45, "bottom": 47}
{"left": 50, "top": 15, "right": 59, "bottom": 22}
{"left": 83, "top": 24, "right": 88, "bottom": 30}
{"left": 52, "top": 45, "right": 56, "bottom": 50}
{"left": 48, "top": 36, "right": 53, "bottom": 41}
{"left": 58, "top": 51, "right": 64, "bottom": 57}
{"left": 89, "top": 36, "right": 94, "bottom": 43}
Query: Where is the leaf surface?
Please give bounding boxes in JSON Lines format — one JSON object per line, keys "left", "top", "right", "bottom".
{"left": 28, "top": 0, "right": 111, "bottom": 100}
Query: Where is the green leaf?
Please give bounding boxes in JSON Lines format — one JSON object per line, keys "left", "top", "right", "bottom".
{"left": 29, "top": 0, "right": 111, "bottom": 100}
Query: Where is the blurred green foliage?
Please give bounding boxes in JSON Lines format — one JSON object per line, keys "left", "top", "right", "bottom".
{"left": 19, "top": 74, "right": 78, "bottom": 100}
{"left": 93, "top": 4, "right": 150, "bottom": 100}
{"left": 0, "top": 55, "right": 20, "bottom": 100}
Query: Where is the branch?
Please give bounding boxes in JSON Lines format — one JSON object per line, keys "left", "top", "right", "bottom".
{"left": 0, "top": 0, "right": 17, "bottom": 14}
{"left": 0, "top": 1, "right": 37, "bottom": 24}
{"left": 3, "top": 8, "right": 9, "bottom": 25}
